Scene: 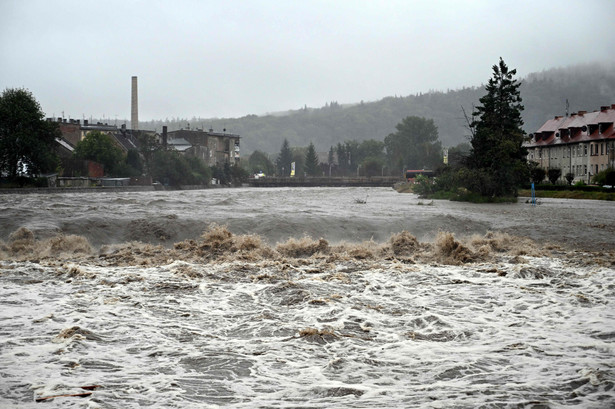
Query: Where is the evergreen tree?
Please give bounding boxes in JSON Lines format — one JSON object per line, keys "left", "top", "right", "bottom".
{"left": 275, "top": 138, "right": 293, "bottom": 176}
{"left": 0, "top": 88, "right": 59, "bottom": 177}
{"left": 304, "top": 142, "right": 320, "bottom": 176}
{"left": 468, "top": 58, "right": 528, "bottom": 196}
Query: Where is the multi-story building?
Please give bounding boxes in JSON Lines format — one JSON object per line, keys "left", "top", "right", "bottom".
{"left": 166, "top": 128, "right": 240, "bottom": 167}
{"left": 525, "top": 104, "right": 615, "bottom": 183}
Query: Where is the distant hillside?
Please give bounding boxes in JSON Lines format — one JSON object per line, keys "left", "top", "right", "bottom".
{"left": 139, "top": 62, "right": 615, "bottom": 154}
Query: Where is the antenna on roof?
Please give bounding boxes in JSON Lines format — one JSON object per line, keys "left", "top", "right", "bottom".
{"left": 565, "top": 99, "right": 569, "bottom": 117}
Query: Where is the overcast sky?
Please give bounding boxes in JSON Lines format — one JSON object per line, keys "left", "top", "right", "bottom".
{"left": 1, "top": 0, "right": 614, "bottom": 122}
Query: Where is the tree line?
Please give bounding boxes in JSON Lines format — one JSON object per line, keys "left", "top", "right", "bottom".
{"left": 244, "top": 115, "right": 444, "bottom": 178}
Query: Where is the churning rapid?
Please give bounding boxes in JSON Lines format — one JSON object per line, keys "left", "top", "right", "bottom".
{"left": 0, "top": 187, "right": 614, "bottom": 408}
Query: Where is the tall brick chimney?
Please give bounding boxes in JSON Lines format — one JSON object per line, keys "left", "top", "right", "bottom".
{"left": 131, "top": 76, "right": 138, "bottom": 130}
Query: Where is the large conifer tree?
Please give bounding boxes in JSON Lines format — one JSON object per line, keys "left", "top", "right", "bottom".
{"left": 468, "top": 58, "right": 527, "bottom": 196}
{"left": 275, "top": 139, "right": 293, "bottom": 176}
{"left": 304, "top": 142, "right": 320, "bottom": 176}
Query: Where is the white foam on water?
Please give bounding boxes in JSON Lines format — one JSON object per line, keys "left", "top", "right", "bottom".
{"left": 1, "top": 254, "right": 614, "bottom": 408}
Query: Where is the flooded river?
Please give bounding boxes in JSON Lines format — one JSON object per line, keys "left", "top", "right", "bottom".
{"left": 0, "top": 187, "right": 613, "bottom": 407}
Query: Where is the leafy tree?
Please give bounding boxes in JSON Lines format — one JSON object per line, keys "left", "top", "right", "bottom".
{"left": 151, "top": 150, "right": 210, "bottom": 186}
{"left": 565, "top": 172, "right": 575, "bottom": 186}
{"left": 328, "top": 146, "right": 335, "bottom": 165}
{"left": 137, "top": 131, "right": 161, "bottom": 176}
{"left": 384, "top": 116, "right": 442, "bottom": 172}
{"left": 592, "top": 167, "right": 615, "bottom": 187}
{"left": 304, "top": 142, "right": 320, "bottom": 176}
{"left": 358, "top": 139, "right": 385, "bottom": 162}
{"left": 547, "top": 168, "right": 561, "bottom": 184}
{"left": 74, "top": 130, "right": 124, "bottom": 175}
{"left": 230, "top": 164, "right": 249, "bottom": 185}
{"left": 467, "top": 58, "right": 527, "bottom": 197}
{"left": 0, "top": 88, "right": 59, "bottom": 177}
{"left": 528, "top": 161, "right": 546, "bottom": 184}
{"left": 276, "top": 139, "right": 293, "bottom": 176}
{"left": 126, "top": 149, "right": 143, "bottom": 174}
{"left": 248, "top": 150, "right": 275, "bottom": 175}
{"left": 152, "top": 150, "right": 190, "bottom": 185}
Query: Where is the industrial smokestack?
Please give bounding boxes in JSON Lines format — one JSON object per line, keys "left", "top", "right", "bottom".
{"left": 131, "top": 76, "right": 138, "bottom": 130}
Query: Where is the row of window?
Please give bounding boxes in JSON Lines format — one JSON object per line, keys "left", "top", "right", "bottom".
{"left": 532, "top": 142, "right": 611, "bottom": 160}
{"left": 560, "top": 163, "right": 608, "bottom": 177}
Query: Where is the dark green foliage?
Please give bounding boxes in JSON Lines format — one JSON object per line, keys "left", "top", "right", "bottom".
{"left": 151, "top": 150, "right": 210, "bottom": 186}
{"left": 276, "top": 139, "right": 293, "bottom": 176}
{"left": 446, "top": 142, "right": 470, "bottom": 169}
{"left": 304, "top": 142, "right": 320, "bottom": 176}
{"left": 247, "top": 150, "right": 275, "bottom": 175}
{"left": 126, "top": 149, "right": 143, "bottom": 173}
{"left": 230, "top": 164, "right": 249, "bottom": 185}
{"left": 592, "top": 167, "right": 615, "bottom": 187}
{"left": 467, "top": 58, "right": 528, "bottom": 197}
{"left": 137, "top": 132, "right": 161, "bottom": 176}
{"left": 528, "top": 161, "right": 546, "bottom": 183}
{"left": 384, "top": 116, "right": 442, "bottom": 172}
{"left": 74, "top": 130, "right": 124, "bottom": 175}
{"left": 565, "top": 172, "right": 575, "bottom": 185}
{"left": 0, "top": 88, "right": 59, "bottom": 177}
{"left": 547, "top": 168, "right": 562, "bottom": 184}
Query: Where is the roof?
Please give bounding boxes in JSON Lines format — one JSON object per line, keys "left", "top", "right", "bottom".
{"left": 525, "top": 104, "right": 615, "bottom": 148}
{"left": 167, "top": 137, "right": 192, "bottom": 152}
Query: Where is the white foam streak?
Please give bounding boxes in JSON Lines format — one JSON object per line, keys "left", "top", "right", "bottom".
{"left": 1, "top": 256, "right": 614, "bottom": 407}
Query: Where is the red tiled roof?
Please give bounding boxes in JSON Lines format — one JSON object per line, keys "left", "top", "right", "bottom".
{"left": 526, "top": 104, "right": 615, "bottom": 147}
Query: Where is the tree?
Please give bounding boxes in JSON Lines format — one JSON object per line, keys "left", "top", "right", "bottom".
{"left": 547, "top": 168, "right": 562, "bottom": 184}
{"left": 565, "top": 172, "right": 575, "bottom": 186}
{"left": 384, "top": 116, "right": 442, "bottom": 172}
{"left": 275, "top": 139, "right": 293, "bottom": 176}
{"left": 447, "top": 142, "right": 471, "bottom": 169}
{"left": 0, "top": 88, "right": 59, "bottom": 177}
{"left": 467, "top": 58, "right": 527, "bottom": 197}
{"left": 74, "top": 130, "right": 124, "bottom": 175}
{"left": 247, "top": 150, "right": 275, "bottom": 175}
{"left": 328, "top": 146, "right": 335, "bottom": 165}
{"left": 304, "top": 142, "right": 320, "bottom": 176}
{"left": 528, "top": 161, "right": 546, "bottom": 184}
{"left": 126, "top": 149, "right": 143, "bottom": 174}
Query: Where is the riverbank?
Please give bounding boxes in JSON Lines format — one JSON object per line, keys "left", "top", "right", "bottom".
{"left": 518, "top": 188, "right": 615, "bottom": 201}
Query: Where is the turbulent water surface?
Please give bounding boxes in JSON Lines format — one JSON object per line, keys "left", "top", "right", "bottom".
{"left": 0, "top": 187, "right": 614, "bottom": 408}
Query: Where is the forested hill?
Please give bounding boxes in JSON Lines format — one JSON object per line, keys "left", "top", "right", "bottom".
{"left": 139, "top": 62, "right": 615, "bottom": 154}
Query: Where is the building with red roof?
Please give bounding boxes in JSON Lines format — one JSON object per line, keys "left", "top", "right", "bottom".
{"left": 525, "top": 104, "right": 615, "bottom": 183}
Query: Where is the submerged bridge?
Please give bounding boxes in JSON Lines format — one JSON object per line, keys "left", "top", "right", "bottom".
{"left": 247, "top": 176, "right": 402, "bottom": 188}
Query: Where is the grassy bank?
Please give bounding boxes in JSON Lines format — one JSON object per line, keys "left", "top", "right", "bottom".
{"left": 518, "top": 189, "right": 615, "bottom": 201}
{"left": 396, "top": 182, "right": 615, "bottom": 201}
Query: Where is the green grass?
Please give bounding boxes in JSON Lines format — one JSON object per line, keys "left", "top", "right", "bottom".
{"left": 518, "top": 189, "right": 615, "bottom": 201}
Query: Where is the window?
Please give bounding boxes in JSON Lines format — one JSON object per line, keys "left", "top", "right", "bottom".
{"left": 596, "top": 165, "right": 599, "bottom": 174}
{"left": 601, "top": 143, "right": 604, "bottom": 155}
{"left": 584, "top": 165, "right": 587, "bottom": 175}
{"left": 584, "top": 144, "right": 588, "bottom": 155}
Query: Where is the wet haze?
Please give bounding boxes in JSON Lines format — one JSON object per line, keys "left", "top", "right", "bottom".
{"left": 1, "top": 0, "right": 614, "bottom": 121}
